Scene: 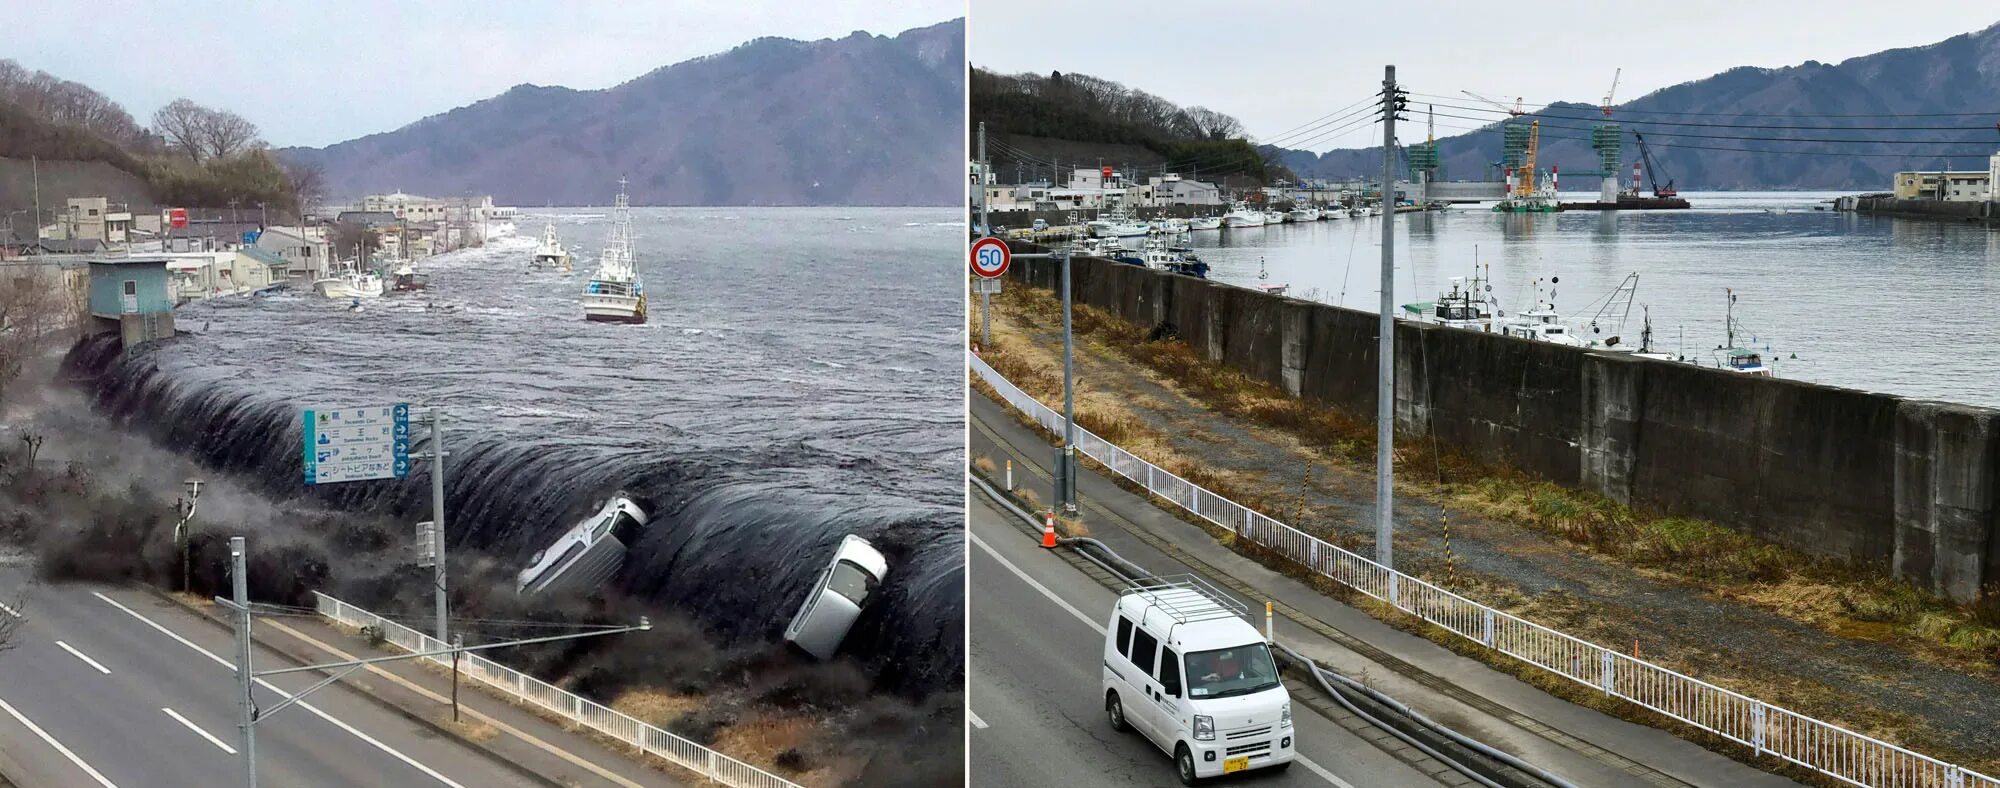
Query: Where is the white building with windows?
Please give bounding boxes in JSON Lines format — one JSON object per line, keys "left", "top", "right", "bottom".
{"left": 361, "top": 191, "right": 451, "bottom": 223}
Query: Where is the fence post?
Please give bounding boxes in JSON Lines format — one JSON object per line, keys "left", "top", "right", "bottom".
{"left": 1600, "top": 650, "right": 1614, "bottom": 694}
{"left": 1482, "top": 609, "right": 1494, "bottom": 648}
{"left": 1751, "top": 702, "right": 1766, "bottom": 757}
{"left": 1241, "top": 508, "right": 1250, "bottom": 536}
{"left": 708, "top": 750, "right": 719, "bottom": 781}
{"left": 1388, "top": 573, "right": 1399, "bottom": 609}
{"left": 1309, "top": 540, "right": 1318, "bottom": 571}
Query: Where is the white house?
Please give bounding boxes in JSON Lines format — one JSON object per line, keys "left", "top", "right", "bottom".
{"left": 254, "top": 225, "right": 331, "bottom": 280}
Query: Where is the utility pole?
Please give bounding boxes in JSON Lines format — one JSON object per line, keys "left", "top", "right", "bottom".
{"left": 1056, "top": 243, "right": 1077, "bottom": 513}
{"left": 229, "top": 536, "right": 257, "bottom": 788}
{"left": 177, "top": 479, "right": 203, "bottom": 592}
{"left": 428, "top": 408, "right": 448, "bottom": 643}
{"left": 31, "top": 156, "right": 39, "bottom": 242}
{"left": 977, "top": 122, "right": 991, "bottom": 237}
{"left": 1377, "top": 65, "right": 1400, "bottom": 569}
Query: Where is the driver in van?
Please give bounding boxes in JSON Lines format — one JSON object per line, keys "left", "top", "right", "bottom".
{"left": 1191, "top": 649, "right": 1243, "bottom": 682}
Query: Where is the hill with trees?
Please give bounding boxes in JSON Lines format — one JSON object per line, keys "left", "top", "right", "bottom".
{"left": 971, "top": 67, "right": 1274, "bottom": 185}
{"left": 0, "top": 59, "right": 313, "bottom": 215}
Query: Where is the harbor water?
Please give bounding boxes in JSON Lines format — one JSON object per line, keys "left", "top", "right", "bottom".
{"left": 1189, "top": 192, "right": 2000, "bottom": 408}
{"left": 64, "top": 207, "right": 965, "bottom": 691}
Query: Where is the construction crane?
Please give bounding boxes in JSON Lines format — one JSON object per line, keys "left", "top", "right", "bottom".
{"left": 1461, "top": 90, "right": 1526, "bottom": 117}
{"left": 1632, "top": 132, "right": 1677, "bottom": 197}
{"left": 1601, "top": 68, "right": 1621, "bottom": 118}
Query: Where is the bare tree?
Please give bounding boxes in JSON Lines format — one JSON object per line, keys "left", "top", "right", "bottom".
{"left": 1185, "top": 107, "right": 1244, "bottom": 141}
{"left": 0, "top": 267, "right": 77, "bottom": 405}
{"left": 284, "top": 159, "right": 327, "bottom": 216}
{"left": 152, "top": 98, "right": 208, "bottom": 161}
{"left": 198, "top": 109, "right": 260, "bottom": 160}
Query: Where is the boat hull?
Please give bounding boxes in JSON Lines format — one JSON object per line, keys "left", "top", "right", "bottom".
{"left": 583, "top": 293, "right": 647, "bottom": 323}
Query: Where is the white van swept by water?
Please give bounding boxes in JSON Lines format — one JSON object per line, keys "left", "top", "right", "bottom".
{"left": 516, "top": 495, "right": 647, "bottom": 596}
{"left": 785, "top": 534, "right": 889, "bottom": 660}
{"left": 1102, "top": 576, "right": 1293, "bottom": 785}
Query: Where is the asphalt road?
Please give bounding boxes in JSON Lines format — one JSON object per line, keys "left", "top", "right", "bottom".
{"left": 0, "top": 566, "right": 544, "bottom": 788}
{"left": 968, "top": 494, "right": 1448, "bottom": 788}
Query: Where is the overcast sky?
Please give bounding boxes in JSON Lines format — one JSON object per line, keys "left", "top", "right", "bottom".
{"left": 972, "top": 1, "right": 2000, "bottom": 152}
{"left": 3, "top": 0, "right": 962, "bottom": 148}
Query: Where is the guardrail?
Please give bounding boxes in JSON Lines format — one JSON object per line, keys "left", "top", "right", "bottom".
{"left": 314, "top": 592, "right": 803, "bottom": 788}
{"left": 971, "top": 350, "right": 1998, "bottom": 788}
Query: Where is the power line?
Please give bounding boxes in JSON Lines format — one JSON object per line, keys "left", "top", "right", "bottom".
{"left": 1408, "top": 97, "right": 2000, "bottom": 132}
{"left": 1406, "top": 89, "right": 2000, "bottom": 118}
{"left": 1425, "top": 109, "right": 2000, "bottom": 146}
{"left": 1426, "top": 120, "right": 1997, "bottom": 159}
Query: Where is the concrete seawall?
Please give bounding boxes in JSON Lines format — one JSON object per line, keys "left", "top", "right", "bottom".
{"left": 1006, "top": 252, "right": 1999, "bottom": 601}
{"left": 1852, "top": 196, "right": 1997, "bottom": 223}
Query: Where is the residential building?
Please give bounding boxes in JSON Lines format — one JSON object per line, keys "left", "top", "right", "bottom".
{"left": 86, "top": 257, "right": 176, "bottom": 349}
{"left": 254, "top": 225, "right": 331, "bottom": 279}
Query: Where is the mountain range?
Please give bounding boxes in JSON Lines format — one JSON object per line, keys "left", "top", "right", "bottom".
{"left": 1269, "top": 20, "right": 2000, "bottom": 190}
{"left": 282, "top": 19, "right": 964, "bottom": 206}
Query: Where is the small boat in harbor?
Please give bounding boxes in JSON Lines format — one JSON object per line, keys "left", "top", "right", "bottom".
{"left": 1087, "top": 205, "right": 1150, "bottom": 238}
{"left": 1289, "top": 205, "right": 1320, "bottom": 223}
{"left": 390, "top": 260, "right": 428, "bottom": 291}
{"left": 581, "top": 179, "right": 647, "bottom": 324}
{"left": 531, "top": 221, "right": 573, "bottom": 272}
{"left": 1188, "top": 215, "right": 1223, "bottom": 231}
{"left": 1711, "top": 288, "right": 1775, "bottom": 376}
{"left": 1222, "top": 202, "right": 1266, "bottom": 227}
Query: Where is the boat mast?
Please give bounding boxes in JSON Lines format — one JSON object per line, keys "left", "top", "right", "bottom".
{"left": 1725, "top": 287, "right": 1735, "bottom": 349}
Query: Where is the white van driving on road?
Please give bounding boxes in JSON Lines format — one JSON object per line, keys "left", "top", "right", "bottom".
{"left": 1102, "top": 577, "right": 1294, "bottom": 785}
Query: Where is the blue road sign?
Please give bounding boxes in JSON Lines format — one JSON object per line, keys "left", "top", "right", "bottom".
{"left": 303, "top": 403, "right": 411, "bottom": 485}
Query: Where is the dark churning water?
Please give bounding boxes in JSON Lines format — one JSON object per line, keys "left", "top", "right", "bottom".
{"left": 64, "top": 207, "right": 965, "bottom": 692}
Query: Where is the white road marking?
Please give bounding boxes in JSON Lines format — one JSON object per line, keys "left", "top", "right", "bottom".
{"left": 162, "top": 707, "right": 236, "bottom": 754}
{"left": 971, "top": 524, "right": 1350, "bottom": 786}
{"left": 56, "top": 641, "right": 110, "bottom": 675}
{"left": 0, "top": 693, "right": 118, "bottom": 787}
{"left": 91, "top": 591, "right": 466, "bottom": 787}
{"left": 968, "top": 710, "right": 988, "bottom": 729}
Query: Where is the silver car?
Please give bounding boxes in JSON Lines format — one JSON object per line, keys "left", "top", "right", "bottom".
{"left": 517, "top": 495, "right": 647, "bottom": 596}
{"left": 784, "top": 534, "right": 889, "bottom": 660}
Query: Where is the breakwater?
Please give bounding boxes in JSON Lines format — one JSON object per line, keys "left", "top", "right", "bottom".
{"left": 1005, "top": 250, "right": 1999, "bottom": 602}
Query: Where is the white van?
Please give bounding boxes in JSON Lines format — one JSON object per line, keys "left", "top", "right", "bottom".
{"left": 1102, "top": 577, "right": 1294, "bottom": 785}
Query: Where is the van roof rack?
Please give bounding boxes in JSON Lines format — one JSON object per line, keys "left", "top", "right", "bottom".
{"left": 1121, "top": 574, "right": 1248, "bottom": 624}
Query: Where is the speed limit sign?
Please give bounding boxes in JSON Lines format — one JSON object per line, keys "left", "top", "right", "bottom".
{"left": 970, "top": 237, "right": 1010, "bottom": 278}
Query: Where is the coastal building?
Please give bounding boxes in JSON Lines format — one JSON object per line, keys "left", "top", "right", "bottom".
{"left": 1891, "top": 170, "right": 1992, "bottom": 201}
{"left": 254, "top": 225, "right": 331, "bottom": 279}
{"left": 164, "top": 250, "right": 281, "bottom": 303}
{"left": 1148, "top": 174, "right": 1222, "bottom": 206}
{"left": 86, "top": 257, "right": 175, "bottom": 350}
{"left": 361, "top": 191, "right": 450, "bottom": 223}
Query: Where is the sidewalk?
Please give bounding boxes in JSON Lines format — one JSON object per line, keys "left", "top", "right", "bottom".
{"left": 970, "top": 393, "right": 1800, "bottom": 788}
{"left": 175, "top": 593, "right": 686, "bottom": 788}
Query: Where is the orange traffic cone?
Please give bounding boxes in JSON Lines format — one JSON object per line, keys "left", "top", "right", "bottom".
{"left": 1040, "top": 511, "right": 1059, "bottom": 548}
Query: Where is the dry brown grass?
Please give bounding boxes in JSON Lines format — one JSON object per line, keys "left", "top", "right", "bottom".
{"left": 1055, "top": 513, "right": 1089, "bottom": 538}
{"left": 436, "top": 714, "right": 500, "bottom": 742}
{"left": 611, "top": 689, "right": 705, "bottom": 727}
{"left": 972, "top": 456, "right": 997, "bottom": 474}
{"left": 713, "top": 711, "right": 825, "bottom": 782}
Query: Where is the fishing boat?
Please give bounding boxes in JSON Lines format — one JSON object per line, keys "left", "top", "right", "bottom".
{"left": 531, "top": 221, "right": 573, "bottom": 272}
{"left": 1400, "top": 269, "right": 1495, "bottom": 330}
{"left": 1086, "top": 205, "right": 1150, "bottom": 238}
{"left": 1711, "top": 288, "right": 1774, "bottom": 376}
{"left": 581, "top": 179, "right": 647, "bottom": 324}
{"left": 1188, "top": 215, "right": 1224, "bottom": 231}
{"left": 1497, "top": 277, "right": 1585, "bottom": 346}
{"left": 390, "top": 260, "right": 428, "bottom": 291}
{"left": 1222, "top": 202, "right": 1265, "bottom": 227}
{"left": 314, "top": 249, "right": 385, "bottom": 299}
{"left": 1290, "top": 205, "right": 1320, "bottom": 223}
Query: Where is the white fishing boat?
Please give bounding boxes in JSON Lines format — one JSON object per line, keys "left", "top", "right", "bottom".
{"left": 1711, "top": 288, "right": 1775, "bottom": 376}
{"left": 581, "top": 179, "right": 647, "bottom": 324}
{"left": 314, "top": 250, "right": 386, "bottom": 300}
{"left": 1400, "top": 268, "right": 1495, "bottom": 330}
{"left": 531, "top": 221, "right": 573, "bottom": 272}
{"left": 1087, "top": 206, "right": 1150, "bottom": 238}
{"left": 1188, "top": 215, "right": 1224, "bottom": 231}
{"left": 1290, "top": 206, "right": 1320, "bottom": 222}
{"left": 1497, "top": 277, "right": 1585, "bottom": 346}
{"left": 1222, "top": 202, "right": 1265, "bottom": 227}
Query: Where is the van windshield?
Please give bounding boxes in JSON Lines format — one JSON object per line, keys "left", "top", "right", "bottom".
{"left": 1183, "top": 643, "right": 1281, "bottom": 699}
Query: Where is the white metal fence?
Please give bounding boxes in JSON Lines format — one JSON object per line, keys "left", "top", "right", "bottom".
{"left": 971, "top": 350, "right": 1998, "bottom": 788}
{"left": 314, "top": 592, "right": 803, "bottom": 788}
